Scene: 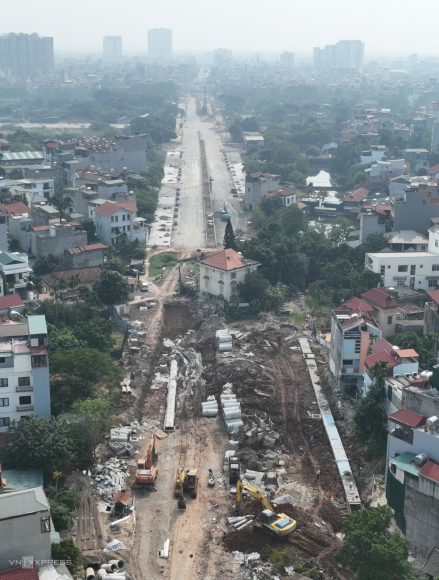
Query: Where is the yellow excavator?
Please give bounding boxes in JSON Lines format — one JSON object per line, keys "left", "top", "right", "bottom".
{"left": 236, "top": 479, "right": 297, "bottom": 537}
{"left": 174, "top": 467, "right": 198, "bottom": 510}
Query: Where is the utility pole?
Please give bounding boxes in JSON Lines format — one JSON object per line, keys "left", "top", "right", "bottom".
{"left": 203, "top": 86, "right": 207, "bottom": 110}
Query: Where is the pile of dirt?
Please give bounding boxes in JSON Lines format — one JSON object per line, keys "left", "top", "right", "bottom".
{"left": 318, "top": 499, "right": 345, "bottom": 533}
{"left": 223, "top": 530, "right": 281, "bottom": 561}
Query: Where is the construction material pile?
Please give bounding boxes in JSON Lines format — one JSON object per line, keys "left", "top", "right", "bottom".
{"left": 221, "top": 383, "right": 244, "bottom": 433}
{"left": 216, "top": 329, "right": 232, "bottom": 352}
{"left": 109, "top": 422, "right": 139, "bottom": 457}
{"left": 90, "top": 458, "right": 131, "bottom": 503}
{"left": 202, "top": 395, "right": 218, "bottom": 417}
{"left": 86, "top": 558, "right": 127, "bottom": 580}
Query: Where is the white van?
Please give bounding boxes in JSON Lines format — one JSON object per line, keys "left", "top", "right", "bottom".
{"left": 141, "top": 282, "right": 149, "bottom": 292}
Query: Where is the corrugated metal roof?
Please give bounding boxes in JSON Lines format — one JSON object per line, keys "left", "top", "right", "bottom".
{"left": 28, "top": 315, "right": 47, "bottom": 336}
{"left": 0, "top": 486, "right": 49, "bottom": 520}
{"left": 389, "top": 451, "right": 420, "bottom": 476}
{"left": 423, "top": 547, "right": 439, "bottom": 577}
{"left": 389, "top": 408, "right": 426, "bottom": 429}
{"left": 419, "top": 461, "right": 439, "bottom": 483}
{"left": 1, "top": 151, "right": 44, "bottom": 161}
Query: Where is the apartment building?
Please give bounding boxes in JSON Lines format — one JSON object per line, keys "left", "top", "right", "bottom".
{"left": 0, "top": 33, "right": 54, "bottom": 77}
{"left": 313, "top": 40, "right": 364, "bottom": 70}
{"left": 280, "top": 51, "right": 294, "bottom": 68}
{"left": 148, "top": 28, "right": 172, "bottom": 60}
{"left": 103, "top": 36, "right": 122, "bottom": 58}
{"left": 0, "top": 315, "right": 50, "bottom": 433}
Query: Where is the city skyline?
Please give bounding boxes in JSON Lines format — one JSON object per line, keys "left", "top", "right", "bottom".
{"left": 2, "top": 0, "right": 439, "bottom": 55}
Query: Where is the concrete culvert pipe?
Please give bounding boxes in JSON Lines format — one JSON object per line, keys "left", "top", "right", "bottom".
{"left": 100, "top": 564, "right": 117, "bottom": 573}
{"left": 202, "top": 401, "right": 219, "bottom": 408}
{"left": 202, "top": 408, "right": 218, "bottom": 417}
{"left": 96, "top": 570, "right": 107, "bottom": 579}
{"left": 218, "top": 343, "right": 232, "bottom": 352}
{"left": 217, "top": 335, "right": 232, "bottom": 343}
{"left": 97, "top": 576, "right": 126, "bottom": 580}
{"left": 222, "top": 400, "right": 240, "bottom": 408}
{"left": 224, "top": 409, "right": 242, "bottom": 420}
{"left": 86, "top": 568, "right": 96, "bottom": 580}
{"left": 108, "top": 560, "right": 126, "bottom": 571}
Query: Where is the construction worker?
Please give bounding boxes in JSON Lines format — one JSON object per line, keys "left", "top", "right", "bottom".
{"left": 310, "top": 436, "right": 314, "bottom": 443}
{"left": 319, "top": 571, "right": 323, "bottom": 579}
{"left": 316, "top": 469, "right": 321, "bottom": 480}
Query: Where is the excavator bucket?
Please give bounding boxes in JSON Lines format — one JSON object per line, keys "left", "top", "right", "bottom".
{"left": 178, "top": 496, "right": 186, "bottom": 510}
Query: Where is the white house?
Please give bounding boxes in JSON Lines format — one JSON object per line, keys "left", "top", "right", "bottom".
{"left": 0, "top": 315, "right": 50, "bottom": 433}
{"left": 263, "top": 187, "right": 296, "bottom": 207}
{"left": 365, "top": 224, "right": 439, "bottom": 290}
{"left": 245, "top": 172, "right": 280, "bottom": 210}
{"left": 93, "top": 201, "right": 146, "bottom": 246}
{"left": 365, "top": 159, "right": 405, "bottom": 183}
{"left": 0, "top": 251, "right": 33, "bottom": 300}
{"left": 199, "top": 248, "right": 260, "bottom": 302}
{"left": 360, "top": 145, "right": 387, "bottom": 165}
{"left": 363, "top": 339, "right": 419, "bottom": 394}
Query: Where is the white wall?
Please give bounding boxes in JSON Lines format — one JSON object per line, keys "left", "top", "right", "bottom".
{"left": 200, "top": 263, "right": 258, "bottom": 301}
{"left": 366, "top": 250, "right": 439, "bottom": 291}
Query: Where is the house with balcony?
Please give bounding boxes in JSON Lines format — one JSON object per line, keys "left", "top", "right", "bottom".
{"left": 365, "top": 224, "right": 439, "bottom": 291}
{"left": 29, "top": 222, "right": 87, "bottom": 258}
{"left": 363, "top": 340, "right": 419, "bottom": 394}
{"left": 245, "top": 172, "right": 280, "bottom": 210}
{"left": 0, "top": 315, "right": 50, "bottom": 433}
{"left": 0, "top": 251, "right": 32, "bottom": 300}
{"left": 93, "top": 201, "right": 146, "bottom": 246}
{"left": 361, "top": 287, "right": 400, "bottom": 338}
{"left": 358, "top": 204, "right": 392, "bottom": 243}
{"left": 199, "top": 248, "right": 260, "bottom": 303}
{"left": 329, "top": 297, "right": 381, "bottom": 393}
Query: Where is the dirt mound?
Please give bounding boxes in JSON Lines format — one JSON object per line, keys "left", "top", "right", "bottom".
{"left": 223, "top": 530, "right": 281, "bottom": 561}
{"left": 318, "top": 499, "right": 345, "bottom": 533}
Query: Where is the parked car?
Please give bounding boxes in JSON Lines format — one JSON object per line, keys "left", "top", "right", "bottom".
{"left": 141, "top": 282, "right": 149, "bottom": 292}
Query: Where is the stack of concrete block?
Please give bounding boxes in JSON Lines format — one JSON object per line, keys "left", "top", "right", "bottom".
{"left": 91, "top": 458, "right": 130, "bottom": 503}
{"left": 242, "top": 416, "right": 276, "bottom": 448}
{"left": 220, "top": 389, "right": 244, "bottom": 433}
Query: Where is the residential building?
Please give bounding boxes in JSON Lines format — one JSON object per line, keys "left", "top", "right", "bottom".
{"left": 280, "top": 51, "right": 294, "bottom": 68}
{"left": 386, "top": 231, "right": 428, "bottom": 252}
{"left": 0, "top": 294, "right": 24, "bottom": 316}
{"left": 389, "top": 175, "right": 411, "bottom": 198}
{"left": 313, "top": 40, "right": 364, "bottom": 70}
{"left": 148, "top": 28, "right": 172, "bottom": 60}
{"left": 363, "top": 339, "right": 419, "bottom": 394}
{"left": 364, "top": 159, "right": 405, "bottom": 183}
{"left": 0, "top": 315, "right": 50, "bottom": 433}
{"left": 213, "top": 48, "right": 232, "bottom": 67}
{"left": 0, "top": 151, "right": 45, "bottom": 168}
{"left": 93, "top": 201, "right": 146, "bottom": 245}
{"left": 199, "top": 248, "right": 260, "bottom": 303}
{"left": 0, "top": 251, "right": 32, "bottom": 299}
{"left": 31, "top": 205, "right": 60, "bottom": 227}
{"left": 358, "top": 204, "right": 392, "bottom": 243}
{"left": 64, "top": 243, "right": 107, "bottom": 269}
{"left": 366, "top": 225, "right": 439, "bottom": 291}
{"left": 342, "top": 187, "right": 369, "bottom": 217}
{"left": 360, "top": 145, "right": 387, "bottom": 165}
{"left": 403, "top": 149, "right": 429, "bottom": 172}
{"left": 40, "top": 266, "right": 103, "bottom": 296}
{"left": 0, "top": 487, "right": 52, "bottom": 570}
{"left": 103, "top": 36, "right": 122, "bottom": 58}
{"left": 391, "top": 186, "right": 439, "bottom": 234}
{"left": 361, "top": 287, "right": 400, "bottom": 337}
{"left": 30, "top": 222, "right": 87, "bottom": 258}
{"left": 424, "top": 289, "right": 439, "bottom": 357}
{"left": 0, "top": 33, "right": 54, "bottom": 77}
{"left": 245, "top": 172, "right": 280, "bottom": 210}
{"left": 262, "top": 187, "right": 296, "bottom": 207}
{"left": 329, "top": 298, "right": 381, "bottom": 392}
{"left": 243, "top": 133, "right": 264, "bottom": 149}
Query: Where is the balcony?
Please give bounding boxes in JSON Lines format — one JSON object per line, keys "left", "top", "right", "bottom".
{"left": 390, "top": 427, "right": 413, "bottom": 444}
{"left": 16, "top": 385, "right": 33, "bottom": 392}
{"left": 16, "top": 404, "right": 34, "bottom": 412}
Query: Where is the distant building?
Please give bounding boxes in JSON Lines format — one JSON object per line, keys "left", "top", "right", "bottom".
{"left": 148, "top": 28, "right": 172, "bottom": 60}
{"left": 64, "top": 243, "right": 107, "bottom": 269}
{"left": 0, "top": 33, "right": 54, "bottom": 77}
{"left": 30, "top": 222, "right": 87, "bottom": 258}
{"left": 280, "top": 51, "right": 294, "bottom": 68}
{"left": 199, "top": 248, "right": 260, "bottom": 303}
{"left": 243, "top": 133, "right": 264, "bottom": 149}
{"left": 213, "top": 48, "right": 232, "bottom": 67}
{"left": 0, "top": 251, "right": 32, "bottom": 299}
{"left": 93, "top": 201, "right": 146, "bottom": 246}
{"left": 103, "top": 36, "right": 122, "bottom": 58}
{"left": 0, "top": 316, "right": 50, "bottom": 433}
{"left": 0, "top": 489, "right": 52, "bottom": 570}
{"left": 41, "top": 266, "right": 103, "bottom": 295}
{"left": 314, "top": 40, "right": 364, "bottom": 70}
{"left": 245, "top": 172, "right": 280, "bottom": 210}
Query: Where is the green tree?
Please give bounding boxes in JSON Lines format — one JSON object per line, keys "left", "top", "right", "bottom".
{"left": 93, "top": 270, "right": 130, "bottom": 305}
{"left": 33, "top": 253, "right": 64, "bottom": 276}
{"left": 26, "top": 275, "right": 44, "bottom": 298}
{"left": 223, "top": 218, "right": 238, "bottom": 250}
{"left": 228, "top": 123, "right": 243, "bottom": 143}
{"left": 50, "top": 348, "right": 123, "bottom": 388}
{"left": 47, "top": 325, "right": 84, "bottom": 355}
{"left": 237, "top": 270, "right": 270, "bottom": 303}
{"left": 335, "top": 505, "right": 412, "bottom": 580}
{"left": 387, "top": 332, "right": 438, "bottom": 369}
{"left": 51, "top": 540, "right": 82, "bottom": 574}
{"left": 260, "top": 195, "right": 283, "bottom": 216}
{"left": 350, "top": 269, "right": 382, "bottom": 296}
{"left": 305, "top": 146, "right": 322, "bottom": 156}
{"left": 71, "top": 398, "right": 114, "bottom": 463}
{"left": 2, "top": 416, "right": 76, "bottom": 476}
{"left": 73, "top": 318, "right": 115, "bottom": 352}
{"left": 81, "top": 218, "right": 98, "bottom": 243}
{"left": 45, "top": 484, "right": 80, "bottom": 530}
{"left": 418, "top": 166, "right": 428, "bottom": 176}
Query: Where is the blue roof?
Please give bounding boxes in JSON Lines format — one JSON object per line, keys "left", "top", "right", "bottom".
{"left": 28, "top": 315, "right": 47, "bottom": 335}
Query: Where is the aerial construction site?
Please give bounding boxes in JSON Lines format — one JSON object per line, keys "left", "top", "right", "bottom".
{"left": 71, "top": 256, "right": 373, "bottom": 580}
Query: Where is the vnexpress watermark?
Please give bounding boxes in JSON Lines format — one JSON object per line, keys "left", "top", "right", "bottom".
{"left": 9, "top": 557, "right": 72, "bottom": 568}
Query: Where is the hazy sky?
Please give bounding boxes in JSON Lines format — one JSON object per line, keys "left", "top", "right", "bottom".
{"left": 2, "top": 0, "right": 439, "bottom": 56}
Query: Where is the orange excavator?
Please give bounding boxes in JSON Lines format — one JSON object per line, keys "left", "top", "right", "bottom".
{"left": 135, "top": 436, "right": 158, "bottom": 487}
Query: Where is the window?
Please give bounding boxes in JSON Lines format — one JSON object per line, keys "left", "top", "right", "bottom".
{"left": 114, "top": 215, "right": 119, "bottom": 222}
{"left": 18, "top": 377, "right": 30, "bottom": 386}
{"left": 0, "top": 378, "right": 8, "bottom": 387}
{"left": 41, "top": 516, "right": 50, "bottom": 533}
{"left": 122, "top": 214, "right": 126, "bottom": 221}
{"left": 247, "top": 187, "right": 250, "bottom": 192}
{"left": 410, "top": 265, "right": 416, "bottom": 275}
{"left": 380, "top": 266, "right": 385, "bottom": 275}
{"left": 398, "top": 265, "right": 408, "bottom": 272}
{"left": 433, "top": 265, "right": 439, "bottom": 271}
{"left": 19, "top": 396, "right": 31, "bottom": 405}
{"left": 204, "top": 279, "right": 208, "bottom": 287}
{"left": 0, "top": 359, "right": 5, "bottom": 364}
{"left": 421, "top": 245, "right": 426, "bottom": 250}
{"left": 423, "top": 200, "right": 427, "bottom": 205}
{"left": 231, "top": 272, "right": 236, "bottom": 279}
{"left": 111, "top": 216, "right": 114, "bottom": 222}
{"left": 436, "top": 239, "right": 439, "bottom": 248}
{"left": 0, "top": 398, "right": 9, "bottom": 407}
{"left": 387, "top": 316, "right": 393, "bottom": 325}
{"left": 397, "top": 281, "right": 405, "bottom": 286}
{"left": 0, "top": 417, "right": 10, "bottom": 427}
{"left": 343, "top": 360, "right": 353, "bottom": 366}
{"left": 429, "top": 280, "right": 438, "bottom": 288}
{"left": 122, "top": 226, "right": 126, "bottom": 232}
{"left": 388, "top": 265, "right": 391, "bottom": 269}
{"left": 111, "top": 238, "right": 115, "bottom": 244}
{"left": 127, "top": 225, "right": 130, "bottom": 231}
{"left": 31, "top": 355, "right": 47, "bottom": 368}
{"left": 420, "top": 265, "right": 423, "bottom": 268}
{"left": 126, "top": 214, "right": 131, "bottom": 220}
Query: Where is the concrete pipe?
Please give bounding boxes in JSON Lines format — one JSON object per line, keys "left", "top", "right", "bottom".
{"left": 86, "top": 568, "right": 96, "bottom": 580}
{"left": 220, "top": 394, "right": 237, "bottom": 402}
{"left": 100, "top": 564, "right": 117, "bottom": 573}
{"left": 202, "top": 408, "right": 218, "bottom": 417}
{"left": 202, "top": 401, "right": 219, "bottom": 408}
{"left": 96, "top": 570, "right": 108, "bottom": 579}
{"left": 235, "top": 519, "right": 254, "bottom": 531}
{"left": 217, "top": 335, "right": 232, "bottom": 343}
{"left": 97, "top": 576, "right": 126, "bottom": 580}
{"left": 108, "top": 560, "right": 126, "bottom": 571}
{"left": 222, "top": 403, "right": 241, "bottom": 411}
{"left": 218, "top": 343, "right": 232, "bottom": 352}
{"left": 222, "top": 399, "right": 240, "bottom": 406}
{"left": 224, "top": 409, "right": 242, "bottom": 420}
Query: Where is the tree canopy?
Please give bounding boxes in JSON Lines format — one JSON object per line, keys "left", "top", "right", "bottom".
{"left": 93, "top": 270, "right": 130, "bottom": 305}
{"left": 223, "top": 218, "right": 238, "bottom": 250}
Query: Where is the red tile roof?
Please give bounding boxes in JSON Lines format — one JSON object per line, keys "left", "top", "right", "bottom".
{"left": 202, "top": 248, "right": 248, "bottom": 271}
{"left": 334, "top": 297, "right": 375, "bottom": 313}
{"left": 427, "top": 289, "right": 439, "bottom": 307}
{"left": 0, "top": 202, "right": 30, "bottom": 216}
{"left": 362, "top": 287, "right": 398, "bottom": 309}
{"left": 376, "top": 205, "right": 392, "bottom": 216}
{"left": 0, "top": 565, "right": 39, "bottom": 580}
{"left": 371, "top": 338, "right": 393, "bottom": 353}
{"left": 67, "top": 243, "right": 108, "bottom": 254}
{"left": 249, "top": 172, "right": 275, "bottom": 178}
{"left": 388, "top": 408, "right": 426, "bottom": 429}
{"left": 395, "top": 349, "right": 418, "bottom": 358}
{"left": 428, "top": 164, "right": 439, "bottom": 174}
{"left": 419, "top": 461, "right": 439, "bottom": 483}
{"left": 364, "top": 350, "right": 398, "bottom": 369}
{"left": 0, "top": 294, "right": 24, "bottom": 310}
{"left": 93, "top": 201, "right": 138, "bottom": 217}
{"left": 31, "top": 225, "right": 50, "bottom": 232}
{"left": 343, "top": 187, "right": 369, "bottom": 203}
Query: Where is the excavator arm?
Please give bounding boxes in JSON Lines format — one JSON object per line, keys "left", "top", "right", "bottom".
{"left": 236, "top": 479, "right": 274, "bottom": 512}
